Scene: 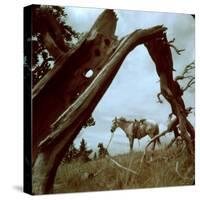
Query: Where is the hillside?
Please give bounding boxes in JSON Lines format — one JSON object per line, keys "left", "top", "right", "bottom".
{"left": 53, "top": 147, "right": 194, "bottom": 193}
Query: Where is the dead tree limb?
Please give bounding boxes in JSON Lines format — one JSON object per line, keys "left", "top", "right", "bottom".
{"left": 107, "top": 156, "right": 138, "bottom": 175}
{"left": 175, "top": 61, "right": 195, "bottom": 80}
{"left": 169, "top": 44, "right": 185, "bottom": 55}
{"left": 175, "top": 61, "right": 195, "bottom": 92}
{"left": 141, "top": 117, "right": 179, "bottom": 163}
{"left": 32, "top": 9, "right": 119, "bottom": 161}
{"left": 157, "top": 61, "right": 195, "bottom": 105}
{"left": 167, "top": 37, "right": 185, "bottom": 55}
{"left": 155, "top": 61, "right": 195, "bottom": 149}
{"left": 144, "top": 34, "right": 195, "bottom": 156}
{"left": 182, "top": 77, "right": 195, "bottom": 92}
{"left": 157, "top": 92, "right": 163, "bottom": 103}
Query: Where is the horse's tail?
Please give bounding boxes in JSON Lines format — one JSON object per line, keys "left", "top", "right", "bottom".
{"left": 155, "top": 124, "right": 161, "bottom": 145}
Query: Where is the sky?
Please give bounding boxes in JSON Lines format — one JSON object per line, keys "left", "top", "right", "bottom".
{"left": 64, "top": 6, "right": 195, "bottom": 155}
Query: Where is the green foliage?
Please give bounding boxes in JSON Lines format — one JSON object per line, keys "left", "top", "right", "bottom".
{"left": 31, "top": 5, "right": 79, "bottom": 86}
{"left": 62, "top": 139, "right": 93, "bottom": 163}
{"left": 78, "top": 139, "right": 93, "bottom": 162}
{"left": 79, "top": 138, "right": 87, "bottom": 154}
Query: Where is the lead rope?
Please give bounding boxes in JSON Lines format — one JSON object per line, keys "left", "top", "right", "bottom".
{"left": 106, "top": 132, "right": 114, "bottom": 150}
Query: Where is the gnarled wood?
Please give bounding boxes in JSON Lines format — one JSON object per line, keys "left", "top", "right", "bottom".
{"left": 144, "top": 35, "right": 194, "bottom": 155}
{"left": 32, "top": 10, "right": 118, "bottom": 161}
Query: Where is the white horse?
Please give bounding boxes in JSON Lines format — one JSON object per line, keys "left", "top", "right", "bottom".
{"left": 111, "top": 117, "right": 160, "bottom": 151}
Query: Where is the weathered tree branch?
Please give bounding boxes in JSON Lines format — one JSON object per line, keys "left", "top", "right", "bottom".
{"left": 167, "top": 37, "right": 185, "bottom": 55}
{"left": 181, "top": 61, "right": 195, "bottom": 77}
{"left": 107, "top": 155, "right": 138, "bottom": 175}
{"left": 169, "top": 43, "right": 185, "bottom": 55}
{"left": 157, "top": 92, "right": 163, "bottom": 103}
{"left": 144, "top": 35, "right": 194, "bottom": 156}
{"left": 175, "top": 61, "right": 195, "bottom": 92}
{"left": 182, "top": 77, "right": 195, "bottom": 92}
{"left": 140, "top": 117, "right": 181, "bottom": 163}
{"left": 157, "top": 61, "right": 195, "bottom": 106}
{"left": 32, "top": 10, "right": 119, "bottom": 161}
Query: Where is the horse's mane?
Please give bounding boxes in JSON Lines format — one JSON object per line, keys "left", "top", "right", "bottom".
{"left": 118, "top": 117, "right": 148, "bottom": 123}
{"left": 118, "top": 117, "right": 133, "bottom": 123}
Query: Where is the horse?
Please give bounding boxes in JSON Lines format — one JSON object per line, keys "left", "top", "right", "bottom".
{"left": 110, "top": 117, "right": 160, "bottom": 151}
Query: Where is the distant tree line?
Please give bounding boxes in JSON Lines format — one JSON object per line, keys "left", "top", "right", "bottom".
{"left": 62, "top": 138, "right": 109, "bottom": 163}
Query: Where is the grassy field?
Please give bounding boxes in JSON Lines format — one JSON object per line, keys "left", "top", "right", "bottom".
{"left": 53, "top": 147, "right": 194, "bottom": 193}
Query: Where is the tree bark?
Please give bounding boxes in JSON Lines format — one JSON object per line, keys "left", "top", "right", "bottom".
{"left": 32, "top": 9, "right": 118, "bottom": 162}
{"left": 144, "top": 35, "right": 195, "bottom": 155}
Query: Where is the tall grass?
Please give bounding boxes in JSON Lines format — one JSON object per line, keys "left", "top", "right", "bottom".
{"left": 53, "top": 147, "right": 194, "bottom": 193}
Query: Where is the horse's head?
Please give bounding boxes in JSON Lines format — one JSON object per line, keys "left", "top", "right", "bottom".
{"left": 111, "top": 117, "right": 119, "bottom": 133}
{"left": 132, "top": 119, "right": 140, "bottom": 129}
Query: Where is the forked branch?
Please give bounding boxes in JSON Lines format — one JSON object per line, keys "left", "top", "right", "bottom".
{"left": 175, "top": 61, "right": 195, "bottom": 92}
{"left": 141, "top": 117, "right": 178, "bottom": 163}
{"left": 175, "top": 61, "right": 195, "bottom": 81}
{"left": 167, "top": 38, "right": 185, "bottom": 55}
{"left": 169, "top": 44, "right": 185, "bottom": 55}
{"left": 182, "top": 77, "right": 195, "bottom": 92}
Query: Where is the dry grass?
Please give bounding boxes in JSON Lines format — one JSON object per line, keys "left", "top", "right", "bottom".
{"left": 53, "top": 147, "right": 194, "bottom": 194}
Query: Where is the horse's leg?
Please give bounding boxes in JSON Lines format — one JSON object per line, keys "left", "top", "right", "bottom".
{"left": 148, "top": 136, "right": 156, "bottom": 162}
{"left": 152, "top": 140, "right": 156, "bottom": 151}
{"left": 129, "top": 137, "right": 134, "bottom": 152}
{"left": 148, "top": 133, "right": 156, "bottom": 150}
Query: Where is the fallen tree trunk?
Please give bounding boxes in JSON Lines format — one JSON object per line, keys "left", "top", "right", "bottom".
{"left": 32, "top": 9, "right": 118, "bottom": 161}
